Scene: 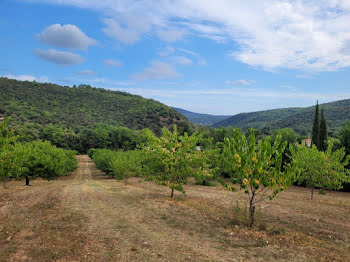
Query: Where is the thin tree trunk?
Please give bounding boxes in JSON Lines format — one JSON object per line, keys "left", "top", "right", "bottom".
{"left": 249, "top": 201, "right": 255, "bottom": 228}
{"left": 170, "top": 188, "right": 174, "bottom": 198}
{"left": 124, "top": 174, "right": 128, "bottom": 185}
{"left": 311, "top": 187, "right": 314, "bottom": 200}
{"left": 249, "top": 189, "right": 256, "bottom": 228}
{"left": 3, "top": 178, "right": 7, "bottom": 189}
{"left": 25, "top": 176, "right": 30, "bottom": 186}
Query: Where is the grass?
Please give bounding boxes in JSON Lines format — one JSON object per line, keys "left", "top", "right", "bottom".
{"left": 0, "top": 155, "right": 349, "bottom": 261}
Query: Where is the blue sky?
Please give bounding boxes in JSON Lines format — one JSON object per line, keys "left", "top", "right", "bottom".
{"left": 1, "top": 0, "right": 350, "bottom": 115}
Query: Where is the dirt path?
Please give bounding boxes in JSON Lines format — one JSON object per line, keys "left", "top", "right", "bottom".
{"left": 0, "top": 155, "right": 349, "bottom": 261}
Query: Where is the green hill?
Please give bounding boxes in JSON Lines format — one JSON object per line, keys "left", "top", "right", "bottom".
{"left": 214, "top": 100, "right": 350, "bottom": 135}
{"left": 173, "top": 107, "right": 231, "bottom": 126}
{"left": 0, "top": 77, "right": 189, "bottom": 132}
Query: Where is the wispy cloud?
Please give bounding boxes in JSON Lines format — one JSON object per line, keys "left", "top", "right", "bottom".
{"left": 132, "top": 61, "right": 181, "bottom": 80}
{"left": 24, "top": 0, "right": 350, "bottom": 72}
{"left": 225, "top": 80, "right": 254, "bottom": 86}
{"left": 76, "top": 70, "right": 94, "bottom": 75}
{"left": 158, "top": 46, "right": 207, "bottom": 66}
{"left": 34, "top": 48, "right": 84, "bottom": 65}
{"left": 173, "top": 56, "right": 193, "bottom": 65}
{"left": 103, "top": 59, "right": 122, "bottom": 67}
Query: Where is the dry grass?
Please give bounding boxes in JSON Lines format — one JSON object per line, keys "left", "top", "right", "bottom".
{"left": 0, "top": 155, "right": 349, "bottom": 261}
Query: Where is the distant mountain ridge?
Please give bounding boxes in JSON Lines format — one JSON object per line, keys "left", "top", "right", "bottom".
{"left": 173, "top": 107, "right": 231, "bottom": 126}
{"left": 214, "top": 99, "right": 350, "bottom": 135}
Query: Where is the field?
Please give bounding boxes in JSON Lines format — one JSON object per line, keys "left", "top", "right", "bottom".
{"left": 0, "top": 155, "right": 349, "bottom": 262}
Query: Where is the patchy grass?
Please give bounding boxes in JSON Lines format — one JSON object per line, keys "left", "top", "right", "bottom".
{"left": 0, "top": 155, "right": 349, "bottom": 261}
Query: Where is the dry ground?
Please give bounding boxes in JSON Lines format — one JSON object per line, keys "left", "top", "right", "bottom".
{"left": 0, "top": 155, "right": 349, "bottom": 262}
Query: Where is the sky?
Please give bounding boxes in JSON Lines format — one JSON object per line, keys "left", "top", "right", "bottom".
{"left": 1, "top": 0, "right": 350, "bottom": 115}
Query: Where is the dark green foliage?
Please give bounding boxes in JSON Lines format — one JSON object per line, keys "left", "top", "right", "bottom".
{"left": 290, "top": 141, "right": 350, "bottom": 200}
{"left": 272, "top": 128, "right": 298, "bottom": 145}
{"left": 312, "top": 102, "right": 320, "bottom": 149}
{"left": 319, "top": 108, "right": 328, "bottom": 151}
{"left": 0, "top": 77, "right": 189, "bottom": 135}
{"left": 89, "top": 149, "right": 118, "bottom": 176}
{"left": 0, "top": 119, "right": 77, "bottom": 186}
{"left": 17, "top": 141, "right": 77, "bottom": 185}
{"left": 339, "top": 121, "right": 350, "bottom": 155}
{"left": 214, "top": 99, "right": 350, "bottom": 135}
{"left": 89, "top": 148, "right": 143, "bottom": 182}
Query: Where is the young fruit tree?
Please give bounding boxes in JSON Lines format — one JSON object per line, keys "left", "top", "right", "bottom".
{"left": 290, "top": 141, "right": 350, "bottom": 200}
{"left": 142, "top": 125, "right": 201, "bottom": 197}
{"left": 0, "top": 118, "right": 20, "bottom": 188}
{"left": 109, "top": 150, "right": 143, "bottom": 185}
{"left": 221, "top": 129, "right": 297, "bottom": 228}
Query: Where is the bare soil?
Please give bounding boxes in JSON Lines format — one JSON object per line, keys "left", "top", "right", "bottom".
{"left": 0, "top": 155, "right": 349, "bottom": 261}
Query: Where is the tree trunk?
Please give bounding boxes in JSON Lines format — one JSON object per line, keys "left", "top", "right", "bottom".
{"left": 25, "top": 176, "right": 30, "bottom": 186}
{"left": 124, "top": 174, "right": 128, "bottom": 185}
{"left": 3, "top": 178, "right": 7, "bottom": 189}
{"left": 170, "top": 188, "right": 174, "bottom": 198}
{"left": 249, "top": 191, "right": 256, "bottom": 228}
{"left": 249, "top": 202, "right": 255, "bottom": 228}
{"left": 311, "top": 187, "right": 314, "bottom": 200}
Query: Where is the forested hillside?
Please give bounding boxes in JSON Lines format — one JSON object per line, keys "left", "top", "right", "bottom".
{"left": 214, "top": 100, "right": 350, "bottom": 135}
{"left": 0, "top": 78, "right": 189, "bottom": 132}
{"left": 173, "top": 107, "right": 231, "bottom": 126}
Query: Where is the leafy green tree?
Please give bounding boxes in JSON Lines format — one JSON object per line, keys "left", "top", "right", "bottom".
{"left": 312, "top": 102, "right": 320, "bottom": 149}
{"left": 0, "top": 118, "right": 20, "bottom": 188}
{"left": 109, "top": 150, "right": 143, "bottom": 185}
{"left": 142, "top": 125, "right": 201, "bottom": 197}
{"left": 221, "top": 129, "right": 296, "bottom": 228}
{"left": 338, "top": 121, "right": 350, "bottom": 155}
{"left": 290, "top": 141, "right": 349, "bottom": 200}
{"left": 17, "top": 140, "right": 77, "bottom": 186}
{"left": 193, "top": 148, "right": 219, "bottom": 186}
{"left": 89, "top": 148, "right": 117, "bottom": 177}
{"left": 319, "top": 108, "right": 328, "bottom": 151}
{"left": 272, "top": 128, "right": 298, "bottom": 145}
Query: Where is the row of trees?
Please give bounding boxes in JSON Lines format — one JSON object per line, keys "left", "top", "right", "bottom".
{"left": 90, "top": 125, "right": 350, "bottom": 227}
{"left": 0, "top": 119, "right": 77, "bottom": 187}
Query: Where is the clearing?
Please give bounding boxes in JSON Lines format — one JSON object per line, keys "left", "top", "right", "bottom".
{"left": 0, "top": 155, "right": 349, "bottom": 261}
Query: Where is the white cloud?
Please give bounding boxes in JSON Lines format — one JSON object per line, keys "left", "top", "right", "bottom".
{"left": 103, "top": 59, "right": 122, "bottom": 67}
{"left": 34, "top": 49, "right": 84, "bottom": 65}
{"left": 76, "top": 70, "right": 94, "bottom": 75}
{"left": 5, "top": 74, "right": 49, "bottom": 82}
{"left": 158, "top": 47, "right": 207, "bottom": 66}
{"left": 132, "top": 61, "right": 181, "bottom": 80}
{"left": 23, "top": 0, "right": 350, "bottom": 72}
{"left": 36, "top": 24, "right": 97, "bottom": 50}
{"left": 102, "top": 18, "right": 149, "bottom": 44}
{"left": 173, "top": 56, "right": 193, "bottom": 65}
{"left": 226, "top": 80, "right": 253, "bottom": 86}
{"left": 156, "top": 29, "right": 187, "bottom": 42}
{"left": 158, "top": 46, "right": 175, "bottom": 57}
